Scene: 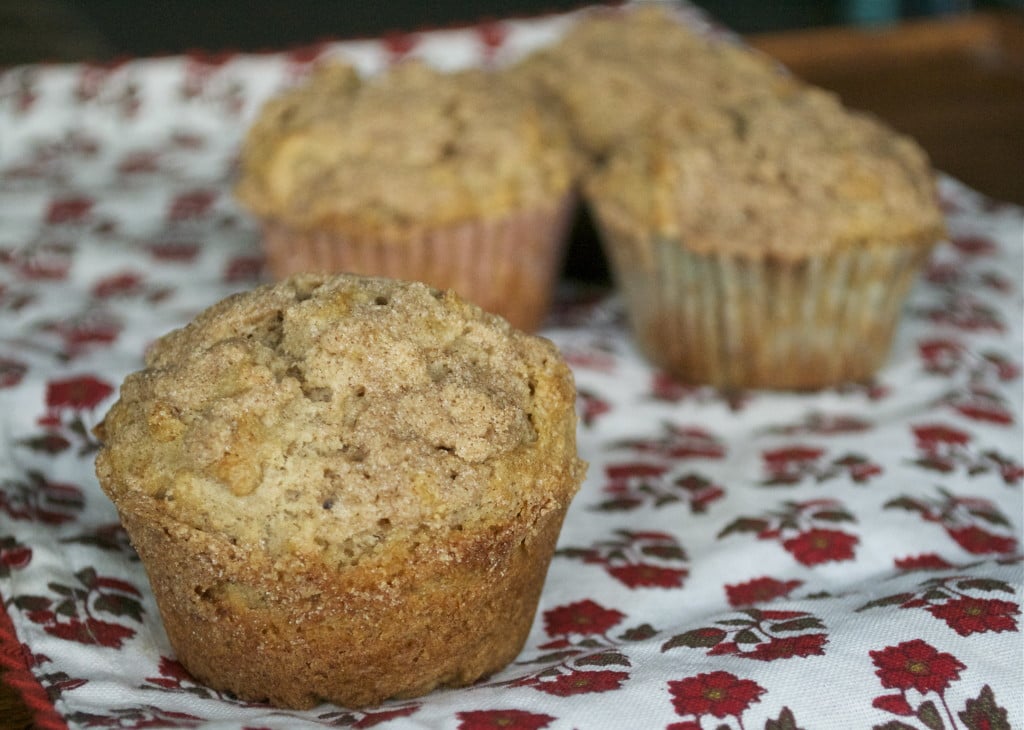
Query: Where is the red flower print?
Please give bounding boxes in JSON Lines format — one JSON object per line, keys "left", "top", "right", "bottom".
{"left": 920, "top": 338, "right": 1021, "bottom": 384}
{"left": 558, "top": 530, "right": 690, "bottom": 590}
{"left": 913, "top": 424, "right": 971, "bottom": 447}
{"left": 909, "top": 422, "right": 1022, "bottom": 483}
{"left": 476, "top": 21, "right": 508, "bottom": 62}
{"left": 919, "top": 293, "right": 1005, "bottom": 332}
{"left": 91, "top": 271, "right": 144, "bottom": 299}
{"left": 543, "top": 600, "right": 625, "bottom": 637}
{"left": 606, "top": 563, "right": 687, "bottom": 589}
{"left": 873, "top": 693, "right": 915, "bottom": 716}
{"left": 0, "top": 473, "right": 85, "bottom": 525}
{"left": 45, "top": 375, "right": 114, "bottom": 411}
{"left": 843, "top": 458, "right": 883, "bottom": 482}
{"left": 561, "top": 346, "right": 617, "bottom": 373}
{"left": 383, "top": 31, "right": 420, "bottom": 61}
{"left": 662, "top": 608, "right": 828, "bottom": 664}
{"left": 726, "top": 577, "right": 803, "bottom": 607}
{"left": 950, "top": 393, "right": 1015, "bottom": 427}
{"left": 954, "top": 398, "right": 1014, "bottom": 425}
{"left": 353, "top": 706, "right": 419, "bottom": 728}
{"left": 617, "top": 424, "right": 726, "bottom": 460}
{"left": 767, "top": 412, "right": 872, "bottom": 436}
{"left": 577, "top": 388, "right": 610, "bottom": 427}
{"left": 664, "top": 428, "right": 728, "bottom": 459}
{"left": 0, "top": 279, "right": 25, "bottom": 306}
{"left": 764, "top": 446, "right": 824, "bottom": 466}
{"left": 959, "top": 685, "right": 1013, "bottom": 729}
{"left": 146, "top": 239, "right": 200, "bottom": 262}
{"left": 951, "top": 234, "right": 997, "bottom": 256}
{"left": 782, "top": 529, "right": 859, "bottom": 566}
{"left": 627, "top": 531, "right": 675, "bottom": 541}
{"left": 597, "top": 463, "right": 723, "bottom": 514}
{"left": 669, "top": 671, "right": 765, "bottom": 719}
{"left": 870, "top": 639, "right": 965, "bottom": 695}
{"left": 0, "top": 357, "right": 27, "bottom": 389}
{"left": 720, "top": 499, "right": 858, "bottom": 566}
{"left": 924, "top": 260, "right": 961, "bottom": 286}
{"left": 46, "top": 196, "right": 94, "bottom": 224}
{"left": 1, "top": 545, "right": 32, "bottom": 570}
{"left": 895, "top": 554, "right": 953, "bottom": 571}
{"left": 167, "top": 189, "right": 217, "bottom": 220}
{"left": 947, "top": 525, "right": 1017, "bottom": 555}
{"left": 707, "top": 640, "right": 740, "bottom": 656}
{"left": 457, "top": 709, "right": 555, "bottom": 730}
{"left": 747, "top": 633, "right": 827, "bottom": 661}
{"left": 763, "top": 446, "right": 881, "bottom": 485}
{"left": 649, "top": 371, "right": 751, "bottom": 410}
{"left": 674, "top": 473, "right": 726, "bottom": 512}
{"left": 117, "top": 150, "right": 161, "bottom": 176}
{"left": 145, "top": 656, "right": 195, "bottom": 688}
{"left": 927, "top": 597, "right": 1020, "bottom": 636}
{"left": 43, "top": 617, "right": 136, "bottom": 648}
{"left": 918, "top": 338, "right": 962, "bottom": 374}
{"left": 7, "top": 242, "right": 72, "bottom": 280}
{"left": 223, "top": 254, "right": 264, "bottom": 283}
{"left": 44, "top": 312, "right": 122, "bottom": 357}
{"left": 16, "top": 568, "right": 143, "bottom": 649}
{"left": 534, "top": 669, "right": 628, "bottom": 696}
{"left": 285, "top": 41, "right": 327, "bottom": 65}
{"left": 0, "top": 537, "right": 32, "bottom": 577}
{"left": 606, "top": 463, "right": 668, "bottom": 481}
{"left": 984, "top": 351, "right": 1021, "bottom": 381}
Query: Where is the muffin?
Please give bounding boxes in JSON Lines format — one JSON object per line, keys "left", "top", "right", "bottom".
{"left": 235, "top": 62, "right": 579, "bottom": 332}
{"left": 584, "top": 87, "right": 946, "bottom": 390}
{"left": 94, "top": 273, "right": 586, "bottom": 709}
{"left": 509, "top": 4, "right": 798, "bottom": 160}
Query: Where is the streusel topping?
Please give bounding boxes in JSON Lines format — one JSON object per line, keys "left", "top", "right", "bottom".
{"left": 585, "top": 87, "right": 945, "bottom": 258}
{"left": 96, "top": 273, "right": 584, "bottom": 565}
{"left": 235, "top": 62, "right": 578, "bottom": 233}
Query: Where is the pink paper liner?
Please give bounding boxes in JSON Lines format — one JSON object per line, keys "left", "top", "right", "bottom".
{"left": 260, "top": 195, "right": 576, "bottom": 332}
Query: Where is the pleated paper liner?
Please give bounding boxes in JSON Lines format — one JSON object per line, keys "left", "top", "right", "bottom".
{"left": 261, "top": 194, "right": 576, "bottom": 333}
{"left": 594, "top": 212, "right": 937, "bottom": 390}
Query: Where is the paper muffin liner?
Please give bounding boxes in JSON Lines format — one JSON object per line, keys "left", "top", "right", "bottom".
{"left": 260, "top": 195, "right": 576, "bottom": 332}
{"left": 593, "top": 213, "right": 936, "bottom": 390}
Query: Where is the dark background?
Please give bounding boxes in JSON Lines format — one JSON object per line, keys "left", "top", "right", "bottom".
{"left": 2, "top": 1, "right": 1020, "bottom": 65}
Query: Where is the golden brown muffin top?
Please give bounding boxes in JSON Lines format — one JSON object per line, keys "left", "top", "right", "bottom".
{"left": 235, "top": 62, "right": 578, "bottom": 234}
{"left": 509, "top": 4, "right": 798, "bottom": 158}
{"left": 95, "top": 273, "right": 584, "bottom": 566}
{"left": 585, "top": 87, "right": 946, "bottom": 259}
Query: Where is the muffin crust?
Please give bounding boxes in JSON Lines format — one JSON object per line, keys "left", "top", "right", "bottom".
{"left": 95, "top": 273, "right": 585, "bottom": 707}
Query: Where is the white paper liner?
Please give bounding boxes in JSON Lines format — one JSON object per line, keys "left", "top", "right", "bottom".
{"left": 598, "top": 221, "right": 935, "bottom": 389}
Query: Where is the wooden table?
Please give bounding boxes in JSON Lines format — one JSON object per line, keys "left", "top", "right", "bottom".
{"left": 748, "top": 11, "right": 1024, "bottom": 206}
{"left": 2, "top": 10, "right": 1022, "bottom": 730}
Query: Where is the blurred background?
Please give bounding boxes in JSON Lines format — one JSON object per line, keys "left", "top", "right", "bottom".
{"left": 1, "top": 0, "right": 1021, "bottom": 207}
{"left": 0, "top": 0, "right": 1019, "bottom": 64}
